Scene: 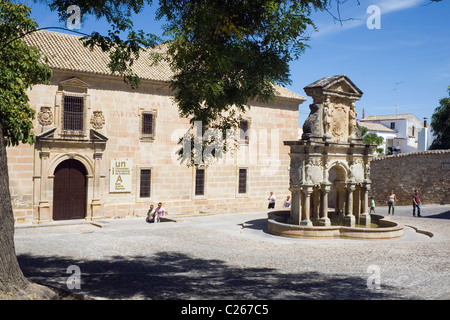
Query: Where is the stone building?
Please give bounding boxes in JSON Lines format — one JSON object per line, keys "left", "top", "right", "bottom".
{"left": 9, "top": 30, "right": 306, "bottom": 224}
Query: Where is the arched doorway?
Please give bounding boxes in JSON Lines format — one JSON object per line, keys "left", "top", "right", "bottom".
{"left": 53, "top": 159, "right": 87, "bottom": 220}
{"left": 328, "top": 165, "right": 347, "bottom": 213}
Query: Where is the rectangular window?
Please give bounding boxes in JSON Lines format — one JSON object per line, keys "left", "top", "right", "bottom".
{"left": 139, "top": 169, "right": 151, "bottom": 198}
{"left": 390, "top": 122, "right": 396, "bottom": 130}
{"left": 63, "top": 95, "right": 84, "bottom": 131}
{"left": 142, "top": 113, "right": 154, "bottom": 135}
{"left": 240, "top": 119, "right": 249, "bottom": 144}
{"left": 238, "top": 168, "right": 247, "bottom": 194}
{"left": 140, "top": 111, "right": 156, "bottom": 140}
{"left": 195, "top": 168, "right": 205, "bottom": 196}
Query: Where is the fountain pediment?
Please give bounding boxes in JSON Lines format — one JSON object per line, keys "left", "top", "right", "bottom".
{"left": 302, "top": 75, "right": 363, "bottom": 143}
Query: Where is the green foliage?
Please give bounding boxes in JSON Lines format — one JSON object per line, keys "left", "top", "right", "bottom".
{"left": 157, "top": 0, "right": 327, "bottom": 129}
{"left": 0, "top": 0, "right": 52, "bottom": 147}
{"left": 361, "top": 126, "right": 385, "bottom": 156}
{"left": 430, "top": 86, "right": 450, "bottom": 150}
{"left": 156, "top": 1, "right": 328, "bottom": 165}
{"left": 39, "top": 0, "right": 329, "bottom": 165}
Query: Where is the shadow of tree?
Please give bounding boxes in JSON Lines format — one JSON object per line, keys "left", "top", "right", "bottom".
{"left": 18, "top": 252, "right": 412, "bottom": 300}
{"left": 426, "top": 210, "right": 450, "bottom": 220}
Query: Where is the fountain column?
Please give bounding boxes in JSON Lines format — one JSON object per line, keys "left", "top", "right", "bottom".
{"left": 344, "top": 184, "right": 356, "bottom": 227}
{"left": 290, "top": 187, "right": 302, "bottom": 225}
{"left": 301, "top": 185, "right": 313, "bottom": 226}
{"left": 319, "top": 183, "right": 331, "bottom": 226}
{"left": 360, "top": 183, "right": 371, "bottom": 225}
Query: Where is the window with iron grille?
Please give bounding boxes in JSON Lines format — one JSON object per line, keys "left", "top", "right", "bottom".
{"left": 240, "top": 119, "right": 249, "bottom": 144}
{"left": 139, "top": 169, "right": 151, "bottom": 198}
{"left": 238, "top": 168, "right": 247, "bottom": 194}
{"left": 141, "top": 111, "right": 156, "bottom": 140}
{"left": 195, "top": 168, "right": 205, "bottom": 196}
{"left": 63, "top": 95, "right": 84, "bottom": 132}
{"left": 142, "top": 113, "right": 153, "bottom": 135}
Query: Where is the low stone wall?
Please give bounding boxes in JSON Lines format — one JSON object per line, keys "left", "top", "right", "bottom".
{"left": 370, "top": 150, "right": 450, "bottom": 206}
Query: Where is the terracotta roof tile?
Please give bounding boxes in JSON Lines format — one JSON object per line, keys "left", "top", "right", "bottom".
{"left": 24, "top": 30, "right": 305, "bottom": 101}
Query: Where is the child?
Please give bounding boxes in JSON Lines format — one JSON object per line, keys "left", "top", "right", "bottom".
{"left": 369, "top": 197, "right": 376, "bottom": 214}
{"left": 283, "top": 196, "right": 291, "bottom": 208}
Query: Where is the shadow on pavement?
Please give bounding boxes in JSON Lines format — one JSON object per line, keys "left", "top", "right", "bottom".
{"left": 18, "top": 252, "right": 414, "bottom": 300}
{"left": 426, "top": 210, "right": 450, "bottom": 220}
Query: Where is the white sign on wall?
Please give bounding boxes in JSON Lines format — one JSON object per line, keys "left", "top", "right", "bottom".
{"left": 110, "top": 159, "right": 132, "bottom": 193}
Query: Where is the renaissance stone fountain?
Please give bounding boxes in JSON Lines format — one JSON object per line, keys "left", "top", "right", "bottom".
{"left": 267, "top": 75, "right": 403, "bottom": 239}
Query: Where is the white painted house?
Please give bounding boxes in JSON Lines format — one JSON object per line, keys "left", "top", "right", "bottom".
{"left": 359, "top": 114, "right": 425, "bottom": 154}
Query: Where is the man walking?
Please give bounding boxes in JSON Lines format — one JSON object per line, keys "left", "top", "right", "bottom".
{"left": 412, "top": 190, "right": 421, "bottom": 217}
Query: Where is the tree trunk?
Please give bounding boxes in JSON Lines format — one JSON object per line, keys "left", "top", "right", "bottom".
{"left": 0, "top": 117, "right": 57, "bottom": 299}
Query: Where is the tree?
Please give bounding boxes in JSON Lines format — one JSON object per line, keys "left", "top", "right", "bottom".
{"left": 360, "top": 126, "right": 385, "bottom": 157}
{"left": 430, "top": 86, "right": 450, "bottom": 150}
{"left": 0, "top": 0, "right": 56, "bottom": 299}
{"left": 42, "top": 0, "right": 329, "bottom": 166}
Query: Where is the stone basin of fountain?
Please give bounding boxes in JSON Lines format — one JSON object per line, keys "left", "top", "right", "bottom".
{"left": 267, "top": 210, "right": 404, "bottom": 240}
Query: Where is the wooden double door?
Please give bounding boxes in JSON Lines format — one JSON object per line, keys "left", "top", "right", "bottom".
{"left": 53, "top": 159, "right": 87, "bottom": 221}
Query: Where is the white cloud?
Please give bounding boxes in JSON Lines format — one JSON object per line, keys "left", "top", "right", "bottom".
{"left": 377, "top": 0, "right": 426, "bottom": 14}
{"left": 313, "top": 0, "right": 427, "bottom": 38}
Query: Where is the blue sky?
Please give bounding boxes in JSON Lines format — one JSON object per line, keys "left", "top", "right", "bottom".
{"left": 25, "top": 0, "right": 450, "bottom": 126}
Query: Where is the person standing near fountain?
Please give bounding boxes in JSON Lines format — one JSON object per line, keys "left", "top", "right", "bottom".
{"left": 387, "top": 190, "right": 397, "bottom": 215}
{"left": 412, "top": 189, "right": 422, "bottom": 217}
{"left": 268, "top": 192, "right": 276, "bottom": 209}
{"left": 370, "top": 196, "right": 376, "bottom": 214}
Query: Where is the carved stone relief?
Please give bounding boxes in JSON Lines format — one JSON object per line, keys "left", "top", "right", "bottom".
{"left": 90, "top": 111, "right": 105, "bottom": 129}
{"left": 350, "top": 159, "right": 365, "bottom": 183}
{"left": 38, "top": 106, "right": 53, "bottom": 126}
{"left": 305, "top": 158, "right": 323, "bottom": 186}
{"left": 330, "top": 104, "right": 348, "bottom": 142}
{"left": 289, "top": 157, "right": 304, "bottom": 186}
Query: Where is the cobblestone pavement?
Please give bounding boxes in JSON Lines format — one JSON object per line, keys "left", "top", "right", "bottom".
{"left": 14, "top": 204, "right": 450, "bottom": 300}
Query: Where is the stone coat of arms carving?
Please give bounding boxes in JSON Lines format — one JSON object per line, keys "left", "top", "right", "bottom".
{"left": 37, "top": 106, "right": 53, "bottom": 126}
{"left": 90, "top": 111, "right": 105, "bottom": 129}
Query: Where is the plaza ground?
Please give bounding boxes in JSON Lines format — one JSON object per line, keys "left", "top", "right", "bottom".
{"left": 14, "top": 204, "right": 450, "bottom": 300}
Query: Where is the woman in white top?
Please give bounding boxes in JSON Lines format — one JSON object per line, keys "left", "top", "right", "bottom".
{"left": 387, "top": 190, "right": 397, "bottom": 215}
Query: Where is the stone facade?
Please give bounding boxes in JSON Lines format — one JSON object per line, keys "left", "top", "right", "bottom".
{"left": 370, "top": 150, "right": 450, "bottom": 206}
{"left": 9, "top": 30, "right": 305, "bottom": 224}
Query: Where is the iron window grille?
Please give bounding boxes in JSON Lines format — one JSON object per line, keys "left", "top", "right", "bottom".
{"left": 140, "top": 111, "right": 157, "bottom": 140}
{"left": 195, "top": 168, "right": 205, "bottom": 196}
{"left": 139, "top": 169, "right": 151, "bottom": 198}
{"left": 240, "top": 119, "right": 250, "bottom": 144}
{"left": 62, "top": 95, "right": 84, "bottom": 134}
{"left": 238, "top": 168, "right": 247, "bottom": 194}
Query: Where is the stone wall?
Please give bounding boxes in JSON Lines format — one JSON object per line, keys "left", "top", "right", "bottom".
{"left": 370, "top": 150, "right": 450, "bottom": 206}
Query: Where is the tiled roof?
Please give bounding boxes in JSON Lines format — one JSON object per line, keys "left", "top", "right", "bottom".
{"left": 358, "top": 121, "right": 396, "bottom": 133}
{"left": 24, "top": 30, "right": 172, "bottom": 82}
{"left": 361, "top": 114, "right": 418, "bottom": 121}
{"left": 24, "top": 30, "right": 305, "bottom": 101}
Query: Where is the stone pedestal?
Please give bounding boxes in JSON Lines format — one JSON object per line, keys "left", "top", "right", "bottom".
{"left": 344, "top": 214, "right": 355, "bottom": 227}
{"left": 300, "top": 219, "right": 313, "bottom": 227}
{"left": 319, "top": 216, "right": 331, "bottom": 226}
{"left": 360, "top": 213, "right": 371, "bottom": 226}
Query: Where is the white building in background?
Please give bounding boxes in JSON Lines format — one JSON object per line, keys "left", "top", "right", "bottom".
{"left": 417, "top": 118, "right": 436, "bottom": 151}
{"left": 359, "top": 113, "right": 430, "bottom": 155}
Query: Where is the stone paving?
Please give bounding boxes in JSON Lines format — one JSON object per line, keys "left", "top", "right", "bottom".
{"left": 14, "top": 204, "right": 450, "bottom": 300}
